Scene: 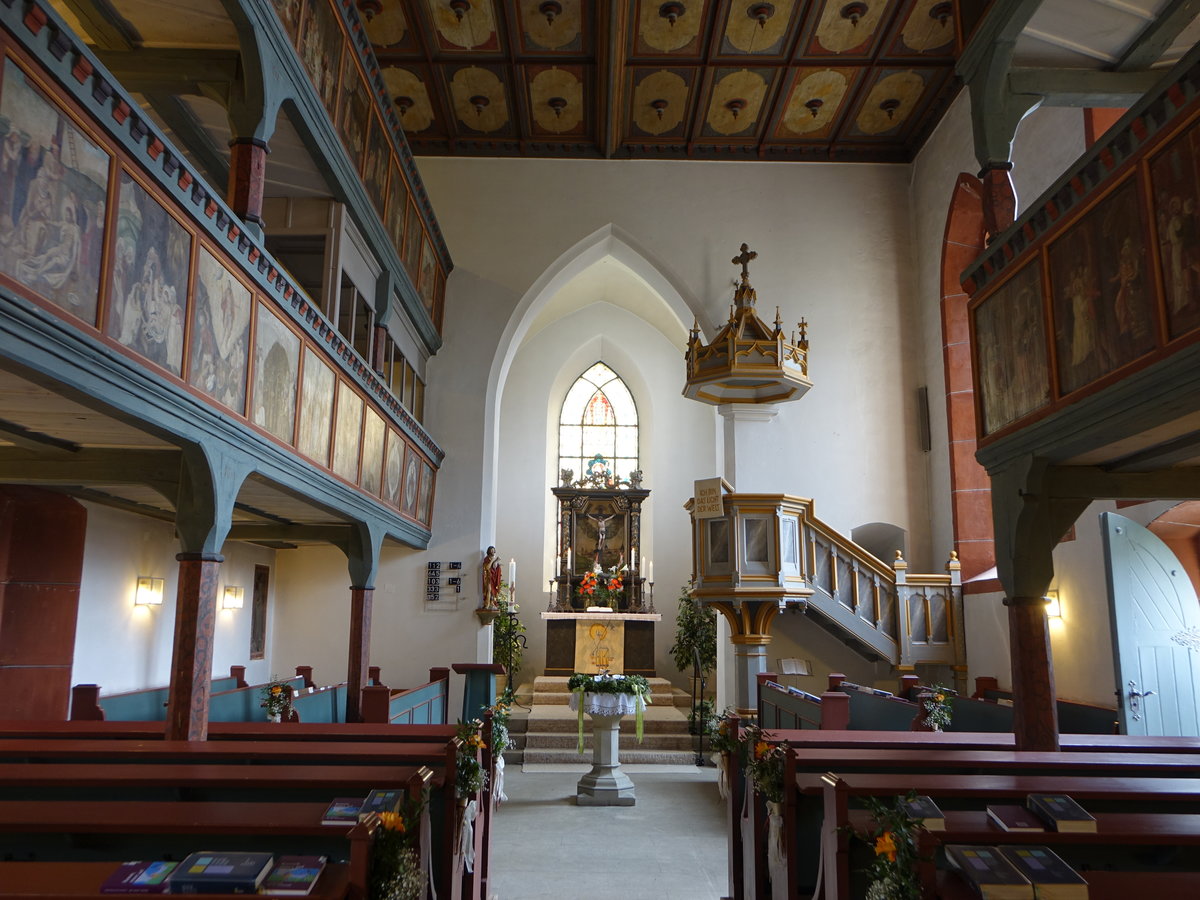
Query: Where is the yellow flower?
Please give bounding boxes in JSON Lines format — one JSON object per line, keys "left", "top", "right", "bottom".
{"left": 935, "top": 693, "right": 945, "bottom": 703}
{"left": 378, "top": 811, "right": 406, "bottom": 833}
{"left": 754, "top": 740, "right": 769, "bottom": 759}
{"left": 270, "top": 685, "right": 282, "bottom": 695}
{"left": 874, "top": 831, "right": 897, "bottom": 862}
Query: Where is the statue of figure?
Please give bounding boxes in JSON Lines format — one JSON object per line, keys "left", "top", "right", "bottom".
{"left": 560, "top": 467, "right": 574, "bottom": 487}
{"left": 482, "top": 546, "right": 503, "bottom": 609}
{"left": 587, "top": 514, "right": 616, "bottom": 569}
{"left": 628, "top": 469, "right": 644, "bottom": 488}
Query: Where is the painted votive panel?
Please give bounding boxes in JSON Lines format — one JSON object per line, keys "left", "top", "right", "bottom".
{"left": 362, "top": 114, "right": 390, "bottom": 220}
{"left": 188, "top": 247, "right": 251, "bottom": 413}
{"left": 401, "top": 443, "right": 420, "bottom": 516}
{"left": 1149, "top": 121, "right": 1200, "bottom": 340}
{"left": 419, "top": 235, "right": 438, "bottom": 314}
{"left": 272, "top": 0, "right": 305, "bottom": 46}
{"left": 106, "top": 170, "right": 190, "bottom": 374}
{"left": 0, "top": 56, "right": 109, "bottom": 325}
{"left": 298, "top": 0, "right": 343, "bottom": 112}
{"left": 418, "top": 460, "right": 434, "bottom": 524}
{"left": 252, "top": 302, "right": 301, "bottom": 443}
{"left": 1047, "top": 177, "right": 1156, "bottom": 397}
{"left": 332, "top": 379, "right": 364, "bottom": 482}
{"left": 360, "top": 407, "right": 385, "bottom": 496}
{"left": 384, "top": 428, "right": 403, "bottom": 508}
{"left": 972, "top": 260, "right": 1050, "bottom": 435}
{"left": 297, "top": 347, "right": 335, "bottom": 466}
{"left": 337, "top": 53, "right": 371, "bottom": 172}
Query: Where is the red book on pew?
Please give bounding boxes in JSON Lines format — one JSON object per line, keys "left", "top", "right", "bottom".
{"left": 101, "top": 861, "right": 179, "bottom": 893}
{"left": 987, "top": 804, "right": 1046, "bottom": 833}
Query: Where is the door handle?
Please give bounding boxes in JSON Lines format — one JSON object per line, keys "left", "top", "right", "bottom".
{"left": 1128, "top": 681, "right": 1155, "bottom": 721}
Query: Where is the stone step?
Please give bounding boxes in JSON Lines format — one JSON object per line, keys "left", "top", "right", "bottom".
{"left": 522, "top": 731, "right": 697, "bottom": 751}
{"left": 521, "top": 746, "right": 699, "bottom": 765}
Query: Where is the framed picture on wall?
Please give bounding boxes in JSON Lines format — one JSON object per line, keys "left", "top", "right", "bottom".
{"left": 188, "top": 247, "right": 251, "bottom": 413}
{"left": 0, "top": 57, "right": 110, "bottom": 324}
{"left": 251, "top": 303, "right": 301, "bottom": 443}
{"left": 297, "top": 348, "right": 334, "bottom": 466}
{"left": 332, "top": 379, "right": 364, "bottom": 482}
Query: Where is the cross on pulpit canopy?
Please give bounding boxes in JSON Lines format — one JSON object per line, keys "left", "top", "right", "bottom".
{"left": 732, "top": 242, "right": 757, "bottom": 282}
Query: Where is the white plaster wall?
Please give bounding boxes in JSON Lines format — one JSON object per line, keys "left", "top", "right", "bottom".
{"left": 72, "top": 503, "right": 278, "bottom": 694}
{"left": 908, "top": 94, "right": 1087, "bottom": 569}
{"left": 416, "top": 156, "right": 933, "bottom": 565}
{"left": 495, "top": 300, "right": 717, "bottom": 689}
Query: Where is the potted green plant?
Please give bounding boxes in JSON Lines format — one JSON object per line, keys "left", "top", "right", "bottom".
{"left": 669, "top": 587, "right": 717, "bottom": 696}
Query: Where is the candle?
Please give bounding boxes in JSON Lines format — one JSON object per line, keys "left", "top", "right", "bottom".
{"left": 567, "top": 549, "right": 573, "bottom": 574}
{"left": 649, "top": 560, "right": 654, "bottom": 583}
{"left": 641, "top": 555, "right": 646, "bottom": 577}
{"left": 509, "top": 558, "right": 516, "bottom": 587}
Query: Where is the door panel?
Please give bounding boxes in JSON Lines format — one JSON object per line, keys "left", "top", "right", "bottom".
{"left": 1102, "top": 512, "right": 1200, "bottom": 736}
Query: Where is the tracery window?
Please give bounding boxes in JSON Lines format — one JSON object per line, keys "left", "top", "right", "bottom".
{"left": 558, "top": 363, "right": 638, "bottom": 485}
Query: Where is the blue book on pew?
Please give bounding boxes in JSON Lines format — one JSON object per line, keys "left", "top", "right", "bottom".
{"left": 101, "top": 860, "right": 178, "bottom": 893}
{"left": 166, "top": 851, "right": 274, "bottom": 894}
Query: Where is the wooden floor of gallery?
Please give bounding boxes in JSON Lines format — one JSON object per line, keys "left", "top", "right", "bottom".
{"left": 488, "top": 766, "right": 727, "bottom": 900}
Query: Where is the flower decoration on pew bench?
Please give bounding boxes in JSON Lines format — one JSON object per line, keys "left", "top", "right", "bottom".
{"left": 260, "top": 677, "right": 294, "bottom": 722}
{"left": 369, "top": 798, "right": 424, "bottom": 900}
{"left": 920, "top": 684, "right": 954, "bottom": 731}
{"left": 567, "top": 672, "right": 651, "bottom": 752}
{"left": 850, "top": 792, "right": 924, "bottom": 900}
{"left": 455, "top": 718, "right": 487, "bottom": 798}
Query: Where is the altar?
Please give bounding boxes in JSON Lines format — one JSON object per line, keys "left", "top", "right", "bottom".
{"left": 542, "top": 459, "right": 661, "bottom": 676}
{"left": 541, "top": 611, "right": 662, "bottom": 677}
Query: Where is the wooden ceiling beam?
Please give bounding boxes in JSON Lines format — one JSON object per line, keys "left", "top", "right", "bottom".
{"left": 1115, "top": 0, "right": 1200, "bottom": 73}
{"left": 601, "top": 0, "right": 628, "bottom": 157}
{"left": 225, "top": 523, "right": 356, "bottom": 543}
{"left": 0, "top": 448, "right": 181, "bottom": 485}
{"left": 60, "top": 0, "right": 140, "bottom": 51}
{"left": 92, "top": 48, "right": 241, "bottom": 96}
{"left": 0, "top": 419, "right": 79, "bottom": 455}
{"left": 1048, "top": 465, "right": 1200, "bottom": 500}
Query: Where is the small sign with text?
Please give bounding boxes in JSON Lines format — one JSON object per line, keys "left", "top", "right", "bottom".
{"left": 693, "top": 477, "right": 725, "bottom": 519}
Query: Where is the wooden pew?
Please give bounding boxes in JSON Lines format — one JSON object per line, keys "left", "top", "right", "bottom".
{"left": 817, "top": 771, "right": 1200, "bottom": 900}
{"left": 0, "top": 861, "right": 354, "bottom": 899}
{"left": 971, "top": 675, "right": 1120, "bottom": 734}
{"left": 361, "top": 667, "right": 451, "bottom": 725}
{"left": 69, "top": 666, "right": 248, "bottom": 722}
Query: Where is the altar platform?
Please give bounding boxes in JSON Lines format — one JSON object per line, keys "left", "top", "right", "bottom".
{"left": 541, "top": 611, "right": 662, "bottom": 677}
{"left": 518, "top": 676, "right": 697, "bottom": 767}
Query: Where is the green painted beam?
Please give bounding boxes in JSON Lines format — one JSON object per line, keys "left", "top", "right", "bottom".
{"left": 1008, "top": 67, "right": 1163, "bottom": 107}
{"left": 1047, "top": 465, "right": 1200, "bottom": 499}
{"left": 1116, "top": 0, "right": 1200, "bottom": 73}
{"left": 957, "top": 0, "right": 1044, "bottom": 83}
{"left": 226, "top": 523, "right": 355, "bottom": 543}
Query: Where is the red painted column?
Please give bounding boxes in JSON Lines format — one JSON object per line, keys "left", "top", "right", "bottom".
{"left": 346, "top": 586, "right": 374, "bottom": 723}
{"left": 0, "top": 487, "right": 86, "bottom": 719}
{"left": 227, "top": 138, "right": 268, "bottom": 228}
{"left": 165, "top": 553, "right": 222, "bottom": 741}
{"left": 1006, "top": 595, "right": 1059, "bottom": 751}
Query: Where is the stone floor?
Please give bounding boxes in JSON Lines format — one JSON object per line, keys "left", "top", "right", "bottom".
{"left": 487, "top": 764, "right": 728, "bottom": 900}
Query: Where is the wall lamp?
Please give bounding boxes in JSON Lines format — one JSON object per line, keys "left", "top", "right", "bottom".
{"left": 135, "top": 576, "right": 165, "bottom": 606}
{"left": 1044, "top": 590, "right": 1062, "bottom": 620}
{"left": 222, "top": 585, "right": 245, "bottom": 610}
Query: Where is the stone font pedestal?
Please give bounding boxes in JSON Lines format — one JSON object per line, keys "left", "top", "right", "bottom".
{"left": 575, "top": 712, "right": 636, "bottom": 807}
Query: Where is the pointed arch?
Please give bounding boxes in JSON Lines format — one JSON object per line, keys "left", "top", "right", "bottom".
{"left": 941, "top": 172, "right": 995, "bottom": 588}
{"left": 477, "top": 224, "right": 707, "bottom": 540}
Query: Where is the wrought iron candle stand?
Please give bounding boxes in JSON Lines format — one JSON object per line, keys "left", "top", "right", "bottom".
{"left": 498, "top": 588, "right": 529, "bottom": 711}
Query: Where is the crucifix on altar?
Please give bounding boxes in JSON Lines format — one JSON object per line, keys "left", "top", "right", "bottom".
{"left": 540, "top": 456, "right": 660, "bottom": 677}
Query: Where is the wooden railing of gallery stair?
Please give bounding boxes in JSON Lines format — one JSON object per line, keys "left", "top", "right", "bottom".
{"left": 789, "top": 499, "right": 965, "bottom": 675}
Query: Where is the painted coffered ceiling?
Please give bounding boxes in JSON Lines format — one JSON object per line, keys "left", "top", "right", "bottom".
{"left": 366, "top": 0, "right": 992, "bottom": 162}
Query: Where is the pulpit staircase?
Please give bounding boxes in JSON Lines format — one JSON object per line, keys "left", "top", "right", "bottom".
{"left": 510, "top": 677, "right": 700, "bottom": 766}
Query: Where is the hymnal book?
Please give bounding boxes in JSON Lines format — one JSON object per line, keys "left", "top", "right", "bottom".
{"left": 987, "top": 804, "right": 1046, "bottom": 832}
{"left": 258, "top": 856, "right": 327, "bottom": 896}
{"left": 321, "top": 797, "right": 363, "bottom": 826}
{"left": 359, "top": 788, "right": 404, "bottom": 822}
{"left": 997, "top": 847, "right": 1089, "bottom": 900}
{"left": 166, "top": 851, "right": 274, "bottom": 894}
{"left": 776, "top": 658, "right": 810, "bottom": 676}
{"left": 901, "top": 795, "right": 945, "bottom": 831}
{"left": 101, "top": 861, "right": 179, "bottom": 894}
{"left": 944, "top": 845, "right": 1034, "bottom": 900}
{"left": 1026, "top": 794, "right": 1097, "bottom": 833}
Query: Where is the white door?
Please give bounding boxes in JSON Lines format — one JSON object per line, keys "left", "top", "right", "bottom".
{"left": 1101, "top": 512, "right": 1200, "bottom": 736}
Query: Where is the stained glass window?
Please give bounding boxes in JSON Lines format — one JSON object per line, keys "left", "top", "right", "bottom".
{"left": 558, "top": 363, "right": 638, "bottom": 485}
